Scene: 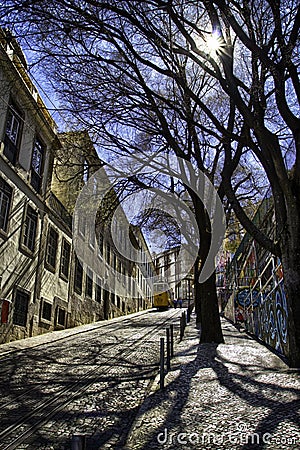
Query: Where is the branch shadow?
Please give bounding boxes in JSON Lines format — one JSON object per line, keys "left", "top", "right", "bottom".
{"left": 122, "top": 332, "right": 300, "bottom": 450}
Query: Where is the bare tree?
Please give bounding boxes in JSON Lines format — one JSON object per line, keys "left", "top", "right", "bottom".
{"left": 1, "top": 1, "right": 299, "bottom": 364}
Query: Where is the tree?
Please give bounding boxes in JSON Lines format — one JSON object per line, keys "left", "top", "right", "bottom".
{"left": 1, "top": 1, "right": 299, "bottom": 364}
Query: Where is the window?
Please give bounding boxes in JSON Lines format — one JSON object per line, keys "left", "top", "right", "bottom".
{"left": 106, "top": 243, "right": 111, "bottom": 264}
{"left": 83, "top": 159, "right": 89, "bottom": 183}
{"left": 56, "top": 307, "right": 66, "bottom": 327}
{"left": 0, "top": 178, "right": 13, "bottom": 233}
{"left": 98, "top": 233, "right": 104, "bottom": 257}
{"left": 46, "top": 227, "right": 58, "bottom": 270}
{"left": 22, "top": 206, "right": 38, "bottom": 252}
{"left": 89, "top": 223, "right": 95, "bottom": 249}
{"left": 60, "top": 239, "right": 71, "bottom": 279}
{"left": 13, "top": 289, "right": 29, "bottom": 327}
{"left": 31, "top": 137, "right": 44, "bottom": 192}
{"left": 103, "top": 288, "right": 110, "bottom": 320}
{"left": 3, "top": 102, "right": 23, "bottom": 165}
{"left": 74, "top": 256, "right": 83, "bottom": 294}
{"left": 95, "top": 278, "right": 102, "bottom": 303}
{"left": 41, "top": 301, "right": 52, "bottom": 322}
{"left": 85, "top": 268, "right": 93, "bottom": 298}
{"left": 78, "top": 215, "right": 86, "bottom": 236}
{"left": 164, "top": 255, "right": 171, "bottom": 270}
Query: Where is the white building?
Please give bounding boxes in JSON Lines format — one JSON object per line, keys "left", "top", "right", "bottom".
{"left": 0, "top": 29, "right": 155, "bottom": 343}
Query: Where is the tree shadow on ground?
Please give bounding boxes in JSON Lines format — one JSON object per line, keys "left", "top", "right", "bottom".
{"left": 123, "top": 336, "right": 300, "bottom": 450}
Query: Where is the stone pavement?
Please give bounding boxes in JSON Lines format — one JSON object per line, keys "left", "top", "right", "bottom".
{"left": 0, "top": 310, "right": 150, "bottom": 356}
{"left": 125, "top": 315, "right": 300, "bottom": 450}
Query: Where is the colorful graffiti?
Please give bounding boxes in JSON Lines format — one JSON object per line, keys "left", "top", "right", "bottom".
{"left": 234, "top": 280, "right": 289, "bottom": 358}
{"left": 257, "top": 281, "right": 288, "bottom": 355}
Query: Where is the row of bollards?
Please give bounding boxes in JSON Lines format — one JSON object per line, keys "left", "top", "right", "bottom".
{"left": 71, "top": 311, "right": 191, "bottom": 446}
{"left": 160, "top": 312, "right": 187, "bottom": 389}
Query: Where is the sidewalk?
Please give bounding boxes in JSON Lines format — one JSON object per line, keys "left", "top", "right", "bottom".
{"left": 0, "top": 309, "right": 150, "bottom": 356}
{"left": 125, "top": 316, "right": 300, "bottom": 450}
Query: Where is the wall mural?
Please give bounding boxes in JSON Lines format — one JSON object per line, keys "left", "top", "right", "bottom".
{"left": 234, "top": 279, "right": 289, "bottom": 358}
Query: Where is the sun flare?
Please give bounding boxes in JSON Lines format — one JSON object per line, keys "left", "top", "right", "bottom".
{"left": 206, "top": 33, "right": 222, "bottom": 54}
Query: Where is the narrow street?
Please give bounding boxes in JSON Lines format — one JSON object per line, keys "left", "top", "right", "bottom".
{"left": 0, "top": 310, "right": 300, "bottom": 450}
{"left": 0, "top": 309, "right": 182, "bottom": 449}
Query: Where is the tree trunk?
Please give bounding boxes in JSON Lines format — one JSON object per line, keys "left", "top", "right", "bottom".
{"left": 193, "top": 258, "right": 224, "bottom": 345}
{"left": 280, "top": 226, "right": 300, "bottom": 368}
{"left": 191, "top": 195, "right": 224, "bottom": 344}
{"left": 194, "top": 260, "right": 201, "bottom": 323}
{"left": 196, "top": 272, "right": 224, "bottom": 343}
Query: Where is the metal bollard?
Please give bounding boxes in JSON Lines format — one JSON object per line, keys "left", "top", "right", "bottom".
{"left": 166, "top": 328, "right": 171, "bottom": 371}
{"left": 180, "top": 314, "right": 184, "bottom": 341}
{"left": 187, "top": 298, "right": 191, "bottom": 323}
{"left": 187, "top": 307, "right": 190, "bottom": 323}
{"left": 170, "top": 324, "right": 174, "bottom": 358}
{"left": 160, "top": 337, "right": 165, "bottom": 389}
{"left": 71, "top": 435, "right": 86, "bottom": 450}
{"left": 180, "top": 312, "right": 186, "bottom": 341}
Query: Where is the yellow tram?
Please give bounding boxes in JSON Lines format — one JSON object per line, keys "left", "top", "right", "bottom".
{"left": 153, "top": 282, "right": 173, "bottom": 310}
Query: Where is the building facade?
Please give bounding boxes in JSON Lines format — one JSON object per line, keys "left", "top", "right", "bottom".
{"left": 0, "top": 29, "right": 154, "bottom": 344}
{"left": 0, "top": 28, "right": 61, "bottom": 341}
{"left": 154, "top": 247, "right": 194, "bottom": 306}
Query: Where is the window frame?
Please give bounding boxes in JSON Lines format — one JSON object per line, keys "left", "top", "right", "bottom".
{"left": 30, "top": 136, "right": 45, "bottom": 193}
{"left": 13, "top": 288, "right": 30, "bottom": 327}
{"left": 3, "top": 100, "right": 23, "bottom": 165}
{"left": 20, "top": 205, "right": 38, "bottom": 254}
{"left": 89, "top": 223, "right": 95, "bottom": 250}
{"left": 98, "top": 233, "right": 104, "bottom": 258}
{"left": 40, "top": 299, "right": 52, "bottom": 324}
{"left": 106, "top": 243, "right": 111, "bottom": 265}
{"left": 74, "top": 256, "right": 83, "bottom": 295}
{"left": 95, "top": 277, "right": 102, "bottom": 303}
{"left": 55, "top": 306, "right": 66, "bottom": 328}
{"left": 0, "top": 177, "right": 13, "bottom": 235}
{"left": 59, "top": 238, "right": 71, "bottom": 280}
{"left": 45, "top": 226, "right": 59, "bottom": 272}
{"left": 78, "top": 215, "right": 86, "bottom": 237}
{"left": 85, "top": 267, "right": 93, "bottom": 299}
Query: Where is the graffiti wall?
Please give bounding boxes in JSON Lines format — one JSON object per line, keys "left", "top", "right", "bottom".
{"left": 233, "top": 279, "right": 289, "bottom": 358}
{"left": 223, "top": 195, "right": 290, "bottom": 359}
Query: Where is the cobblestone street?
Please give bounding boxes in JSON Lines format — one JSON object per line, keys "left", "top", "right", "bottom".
{"left": 0, "top": 310, "right": 299, "bottom": 449}
{"left": 126, "top": 315, "right": 300, "bottom": 450}
{"left": 0, "top": 2, "right": 299, "bottom": 449}
{"left": 0, "top": 309, "right": 181, "bottom": 449}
